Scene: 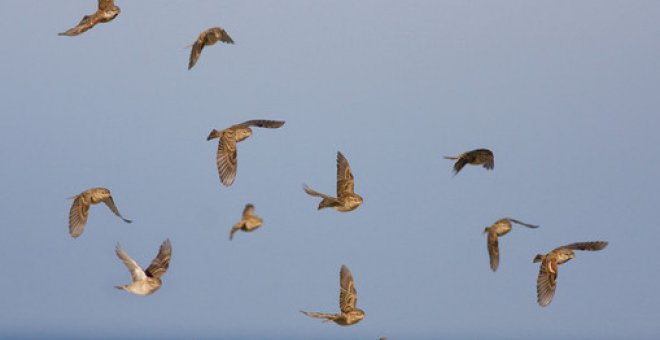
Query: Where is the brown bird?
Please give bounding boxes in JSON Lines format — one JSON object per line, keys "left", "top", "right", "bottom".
{"left": 207, "top": 120, "right": 285, "bottom": 186}
{"left": 59, "top": 0, "right": 120, "bottom": 36}
{"left": 115, "top": 239, "right": 172, "bottom": 296}
{"left": 188, "top": 27, "right": 234, "bottom": 70}
{"left": 301, "top": 265, "right": 365, "bottom": 326}
{"left": 444, "top": 148, "right": 494, "bottom": 175}
{"left": 533, "top": 241, "right": 608, "bottom": 307}
{"left": 229, "top": 203, "right": 263, "bottom": 240}
{"left": 68, "top": 187, "right": 132, "bottom": 238}
{"left": 484, "top": 218, "right": 539, "bottom": 271}
{"left": 304, "top": 151, "right": 363, "bottom": 212}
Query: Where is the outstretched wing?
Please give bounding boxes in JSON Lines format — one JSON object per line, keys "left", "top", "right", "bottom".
{"left": 481, "top": 150, "right": 494, "bottom": 170}
{"left": 69, "top": 195, "right": 90, "bottom": 238}
{"left": 59, "top": 15, "right": 99, "bottom": 36}
{"left": 487, "top": 230, "right": 500, "bottom": 272}
{"left": 240, "top": 120, "right": 285, "bottom": 129}
{"left": 116, "top": 244, "right": 147, "bottom": 282}
{"left": 188, "top": 37, "right": 206, "bottom": 70}
{"left": 339, "top": 265, "right": 358, "bottom": 313}
{"left": 145, "top": 239, "right": 172, "bottom": 279}
{"left": 212, "top": 27, "right": 235, "bottom": 44}
{"left": 536, "top": 258, "right": 558, "bottom": 307}
{"left": 336, "top": 152, "right": 355, "bottom": 198}
{"left": 216, "top": 129, "right": 238, "bottom": 186}
{"left": 509, "top": 218, "right": 539, "bottom": 228}
{"left": 102, "top": 196, "right": 132, "bottom": 223}
{"left": 560, "top": 241, "right": 608, "bottom": 252}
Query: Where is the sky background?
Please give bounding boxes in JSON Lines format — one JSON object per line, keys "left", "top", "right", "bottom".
{"left": 1, "top": 0, "right": 659, "bottom": 339}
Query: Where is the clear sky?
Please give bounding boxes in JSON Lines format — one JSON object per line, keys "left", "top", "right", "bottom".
{"left": 1, "top": 1, "right": 659, "bottom": 339}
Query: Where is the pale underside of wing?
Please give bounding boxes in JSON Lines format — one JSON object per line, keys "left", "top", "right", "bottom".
{"left": 336, "top": 152, "right": 355, "bottom": 198}
{"left": 487, "top": 231, "right": 500, "bottom": 271}
{"left": 536, "top": 259, "right": 557, "bottom": 307}
{"left": 68, "top": 195, "right": 90, "bottom": 238}
{"left": 339, "top": 265, "right": 358, "bottom": 313}
{"left": 216, "top": 130, "right": 238, "bottom": 186}
{"left": 115, "top": 245, "right": 147, "bottom": 282}
{"left": 145, "top": 239, "right": 172, "bottom": 279}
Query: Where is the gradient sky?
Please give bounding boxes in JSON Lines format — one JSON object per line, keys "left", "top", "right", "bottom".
{"left": 1, "top": 1, "right": 659, "bottom": 339}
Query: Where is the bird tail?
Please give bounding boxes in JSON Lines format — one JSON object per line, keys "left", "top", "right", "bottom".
{"left": 207, "top": 129, "right": 221, "bottom": 141}
{"left": 533, "top": 254, "right": 544, "bottom": 263}
{"left": 301, "top": 311, "right": 337, "bottom": 322}
{"left": 303, "top": 185, "right": 339, "bottom": 209}
{"left": 229, "top": 224, "right": 241, "bottom": 240}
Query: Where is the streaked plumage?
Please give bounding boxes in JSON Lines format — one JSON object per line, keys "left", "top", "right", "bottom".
{"left": 301, "top": 265, "right": 365, "bottom": 326}
{"left": 207, "top": 120, "right": 285, "bottom": 186}
{"left": 115, "top": 239, "right": 172, "bottom": 296}
{"left": 444, "top": 148, "right": 494, "bottom": 175}
{"left": 229, "top": 203, "right": 263, "bottom": 240}
{"left": 484, "top": 218, "right": 539, "bottom": 271}
{"left": 533, "top": 241, "right": 608, "bottom": 307}
{"left": 59, "top": 0, "right": 120, "bottom": 36}
{"left": 303, "top": 151, "right": 363, "bottom": 212}
{"left": 188, "top": 27, "right": 234, "bottom": 69}
{"left": 68, "top": 187, "right": 131, "bottom": 239}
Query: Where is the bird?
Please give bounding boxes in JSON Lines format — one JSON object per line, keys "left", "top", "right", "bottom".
{"left": 59, "top": 0, "right": 120, "bottom": 37}
{"left": 229, "top": 203, "right": 263, "bottom": 240}
{"left": 68, "top": 187, "right": 132, "bottom": 238}
{"left": 301, "top": 264, "right": 365, "bottom": 326}
{"left": 115, "top": 239, "right": 172, "bottom": 296}
{"left": 533, "top": 241, "right": 608, "bottom": 307}
{"left": 188, "top": 27, "right": 234, "bottom": 70}
{"left": 444, "top": 148, "right": 494, "bottom": 175}
{"left": 303, "top": 151, "right": 363, "bottom": 212}
{"left": 207, "top": 120, "right": 285, "bottom": 186}
{"left": 484, "top": 217, "right": 539, "bottom": 271}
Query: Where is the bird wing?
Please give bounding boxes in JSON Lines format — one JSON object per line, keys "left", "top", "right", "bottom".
{"left": 242, "top": 204, "right": 255, "bottom": 218}
{"left": 336, "top": 152, "right": 355, "bottom": 198}
{"left": 59, "top": 14, "right": 99, "bottom": 36}
{"left": 339, "top": 265, "right": 358, "bottom": 313}
{"left": 102, "top": 196, "right": 132, "bottom": 223}
{"left": 68, "top": 195, "right": 90, "bottom": 238}
{"left": 560, "top": 241, "right": 608, "bottom": 252}
{"left": 216, "top": 129, "right": 238, "bottom": 186}
{"left": 98, "top": 0, "right": 115, "bottom": 10}
{"left": 240, "top": 120, "right": 285, "bottom": 129}
{"left": 482, "top": 150, "right": 494, "bottom": 170}
{"left": 536, "top": 258, "right": 558, "bottom": 307}
{"left": 188, "top": 36, "right": 206, "bottom": 70}
{"left": 115, "top": 244, "right": 147, "bottom": 282}
{"left": 212, "top": 28, "right": 235, "bottom": 44}
{"left": 145, "top": 239, "right": 172, "bottom": 279}
{"left": 508, "top": 218, "right": 539, "bottom": 228}
{"left": 487, "top": 230, "right": 500, "bottom": 271}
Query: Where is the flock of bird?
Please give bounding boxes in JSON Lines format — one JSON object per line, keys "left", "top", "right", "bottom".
{"left": 59, "top": 0, "right": 609, "bottom": 334}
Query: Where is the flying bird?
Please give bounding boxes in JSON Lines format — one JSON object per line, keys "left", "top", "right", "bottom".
{"left": 444, "top": 148, "right": 494, "bottom": 175}
{"left": 115, "top": 239, "right": 172, "bottom": 296}
{"left": 68, "top": 187, "right": 132, "bottom": 238}
{"left": 59, "top": 0, "right": 120, "bottom": 36}
{"left": 188, "top": 27, "right": 234, "bottom": 69}
{"left": 301, "top": 265, "right": 365, "bottom": 326}
{"left": 304, "top": 151, "right": 363, "bottom": 212}
{"left": 207, "top": 119, "right": 285, "bottom": 186}
{"left": 229, "top": 204, "right": 263, "bottom": 240}
{"left": 484, "top": 218, "right": 539, "bottom": 271}
{"left": 533, "top": 241, "right": 608, "bottom": 307}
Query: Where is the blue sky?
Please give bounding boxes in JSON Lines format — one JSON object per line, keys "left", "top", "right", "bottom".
{"left": 1, "top": 1, "right": 659, "bottom": 339}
